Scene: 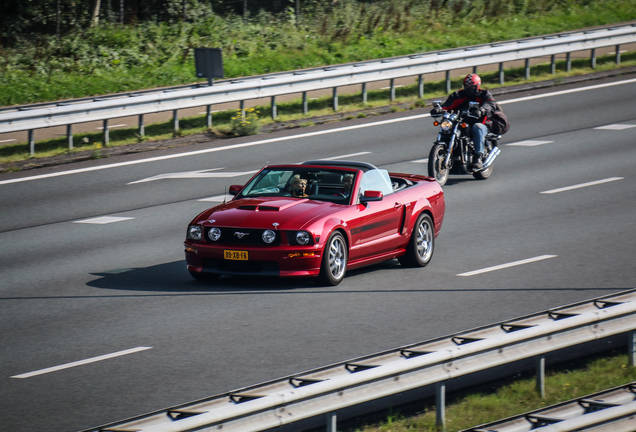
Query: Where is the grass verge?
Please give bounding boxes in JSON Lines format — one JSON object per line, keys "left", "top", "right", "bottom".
{"left": 345, "top": 349, "right": 636, "bottom": 432}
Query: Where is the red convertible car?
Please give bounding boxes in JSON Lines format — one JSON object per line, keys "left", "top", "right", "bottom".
{"left": 185, "top": 160, "right": 445, "bottom": 285}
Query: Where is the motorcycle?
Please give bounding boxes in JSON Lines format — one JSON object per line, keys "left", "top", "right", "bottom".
{"left": 427, "top": 100, "right": 501, "bottom": 186}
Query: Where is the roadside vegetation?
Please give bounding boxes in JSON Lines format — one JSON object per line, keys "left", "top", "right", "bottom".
{"left": 346, "top": 349, "right": 636, "bottom": 432}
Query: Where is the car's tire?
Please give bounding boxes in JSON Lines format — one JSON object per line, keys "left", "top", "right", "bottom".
{"left": 428, "top": 143, "right": 449, "bottom": 186}
{"left": 317, "top": 231, "right": 348, "bottom": 286}
{"left": 398, "top": 213, "right": 435, "bottom": 268}
{"left": 189, "top": 271, "right": 220, "bottom": 282}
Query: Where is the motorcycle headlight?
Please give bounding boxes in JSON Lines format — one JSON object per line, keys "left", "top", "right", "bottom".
{"left": 262, "top": 229, "right": 276, "bottom": 244}
{"left": 187, "top": 225, "right": 202, "bottom": 241}
{"left": 208, "top": 227, "right": 222, "bottom": 241}
{"left": 440, "top": 120, "right": 453, "bottom": 131}
{"left": 296, "top": 231, "right": 312, "bottom": 245}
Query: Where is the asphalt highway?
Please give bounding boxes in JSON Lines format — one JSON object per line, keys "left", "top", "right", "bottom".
{"left": 1, "top": 75, "right": 635, "bottom": 432}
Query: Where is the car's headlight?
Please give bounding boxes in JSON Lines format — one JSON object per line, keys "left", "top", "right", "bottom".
{"left": 187, "top": 225, "right": 202, "bottom": 241}
{"left": 296, "top": 231, "right": 312, "bottom": 245}
{"left": 440, "top": 120, "right": 453, "bottom": 131}
{"left": 262, "top": 229, "right": 276, "bottom": 244}
{"left": 208, "top": 227, "right": 222, "bottom": 241}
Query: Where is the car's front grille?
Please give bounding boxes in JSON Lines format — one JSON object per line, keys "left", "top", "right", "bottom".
{"left": 205, "top": 227, "right": 281, "bottom": 246}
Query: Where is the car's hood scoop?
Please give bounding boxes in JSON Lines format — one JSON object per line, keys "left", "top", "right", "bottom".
{"left": 237, "top": 199, "right": 308, "bottom": 212}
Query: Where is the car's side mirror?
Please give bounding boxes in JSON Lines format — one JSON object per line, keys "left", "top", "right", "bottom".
{"left": 228, "top": 184, "right": 242, "bottom": 195}
{"left": 360, "top": 190, "right": 383, "bottom": 203}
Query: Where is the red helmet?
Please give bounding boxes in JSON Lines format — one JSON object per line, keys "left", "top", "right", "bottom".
{"left": 463, "top": 73, "right": 481, "bottom": 89}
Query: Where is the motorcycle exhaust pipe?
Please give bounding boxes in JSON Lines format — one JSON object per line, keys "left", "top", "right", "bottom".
{"left": 478, "top": 146, "right": 501, "bottom": 171}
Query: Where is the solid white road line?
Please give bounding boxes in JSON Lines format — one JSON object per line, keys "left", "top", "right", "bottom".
{"left": 2, "top": 78, "right": 635, "bottom": 187}
{"left": 457, "top": 255, "right": 557, "bottom": 277}
{"left": 540, "top": 177, "right": 624, "bottom": 194}
{"left": 11, "top": 347, "right": 153, "bottom": 378}
{"left": 73, "top": 216, "right": 135, "bottom": 224}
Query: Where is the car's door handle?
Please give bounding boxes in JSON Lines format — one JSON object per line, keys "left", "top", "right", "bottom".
{"left": 394, "top": 203, "right": 402, "bottom": 209}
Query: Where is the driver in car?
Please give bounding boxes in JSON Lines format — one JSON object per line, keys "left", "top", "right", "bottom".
{"left": 289, "top": 175, "right": 309, "bottom": 197}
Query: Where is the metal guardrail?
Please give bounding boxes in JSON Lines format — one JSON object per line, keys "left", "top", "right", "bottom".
{"left": 463, "top": 382, "right": 636, "bottom": 432}
{"left": 1, "top": 23, "right": 635, "bottom": 153}
{"left": 81, "top": 289, "right": 636, "bottom": 432}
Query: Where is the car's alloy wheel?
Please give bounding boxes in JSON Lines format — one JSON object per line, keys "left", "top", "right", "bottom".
{"left": 318, "top": 232, "right": 347, "bottom": 286}
{"left": 398, "top": 213, "right": 435, "bottom": 267}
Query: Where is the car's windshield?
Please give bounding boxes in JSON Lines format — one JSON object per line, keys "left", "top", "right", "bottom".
{"left": 238, "top": 167, "right": 358, "bottom": 204}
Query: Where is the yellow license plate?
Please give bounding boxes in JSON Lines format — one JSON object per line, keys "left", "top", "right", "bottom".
{"left": 224, "top": 250, "right": 248, "bottom": 260}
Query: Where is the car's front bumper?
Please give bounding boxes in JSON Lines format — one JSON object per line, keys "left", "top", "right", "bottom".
{"left": 184, "top": 241, "right": 323, "bottom": 277}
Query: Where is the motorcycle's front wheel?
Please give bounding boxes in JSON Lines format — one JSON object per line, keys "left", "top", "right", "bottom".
{"left": 428, "top": 143, "right": 449, "bottom": 186}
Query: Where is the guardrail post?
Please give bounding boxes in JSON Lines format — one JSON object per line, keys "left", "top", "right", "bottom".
{"left": 615, "top": 44, "right": 621, "bottom": 65}
{"left": 445, "top": 71, "right": 451, "bottom": 94}
{"left": 28, "top": 130, "right": 35, "bottom": 156}
{"left": 102, "top": 119, "right": 109, "bottom": 146}
{"left": 473, "top": 66, "right": 478, "bottom": 74}
{"left": 326, "top": 412, "right": 337, "bottom": 432}
{"left": 390, "top": 78, "right": 396, "bottom": 102}
{"left": 525, "top": 58, "right": 531, "bottom": 80}
{"left": 206, "top": 106, "right": 212, "bottom": 129}
{"left": 629, "top": 330, "right": 636, "bottom": 367}
{"left": 551, "top": 55, "right": 556, "bottom": 74}
{"left": 362, "top": 83, "right": 367, "bottom": 104}
{"left": 536, "top": 354, "right": 546, "bottom": 398}
{"left": 173, "top": 110, "right": 179, "bottom": 134}
{"left": 566, "top": 52, "right": 572, "bottom": 72}
{"left": 240, "top": 100, "right": 245, "bottom": 119}
{"left": 302, "top": 92, "right": 308, "bottom": 115}
{"left": 271, "top": 96, "right": 277, "bottom": 120}
{"left": 332, "top": 87, "right": 339, "bottom": 111}
{"left": 66, "top": 124, "right": 73, "bottom": 150}
{"left": 499, "top": 62, "right": 505, "bottom": 85}
{"left": 138, "top": 114, "right": 145, "bottom": 137}
{"left": 436, "top": 381, "right": 446, "bottom": 430}
{"left": 590, "top": 48, "right": 597, "bottom": 69}
{"left": 418, "top": 75, "right": 423, "bottom": 99}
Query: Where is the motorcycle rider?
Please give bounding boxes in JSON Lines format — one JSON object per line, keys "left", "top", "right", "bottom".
{"left": 430, "top": 73, "right": 496, "bottom": 169}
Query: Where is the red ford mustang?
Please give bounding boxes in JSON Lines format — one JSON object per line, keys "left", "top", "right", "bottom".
{"left": 184, "top": 160, "right": 445, "bottom": 285}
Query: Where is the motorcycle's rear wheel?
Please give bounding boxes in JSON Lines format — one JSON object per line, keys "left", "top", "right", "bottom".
{"left": 428, "top": 143, "right": 449, "bottom": 186}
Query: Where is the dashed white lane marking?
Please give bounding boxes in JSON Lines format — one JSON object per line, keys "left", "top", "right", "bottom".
{"left": 412, "top": 158, "right": 428, "bottom": 163}
{"left": 594, "top": 124, "right": 636, "bottom": 130}
{"left": 507, "top": 140, "right": 553, "bottom": 146}
{"left": 11, "top": 347, "right": 153, "bottom": 379}
{"left": 128, "top": 169, "right": 257, "bottom": 184}
{"left": 457, "top": 255, "right": 557, "bottom": 277}
{"left": 0, "top": 138, "right": 17, "bottom": 143}
{"left": 199, "top": 194, "right": 233, "bottom": 202}
{"left": 540, "top": 177, "right": 624, "bottom": 194}
{"left": 73, "top": 216, "right": 135, "bottom": 224}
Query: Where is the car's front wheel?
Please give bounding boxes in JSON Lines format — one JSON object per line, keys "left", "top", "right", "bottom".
{"left": 317, "top": 232, "right": 347, "bottom": 286}
{"left": 398, "top": 213, "right": 435, "bottom": 267}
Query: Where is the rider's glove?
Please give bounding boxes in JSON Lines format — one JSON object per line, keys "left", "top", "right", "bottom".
{"left": 430, "top": 107, "right": 443, "bottom": 116}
